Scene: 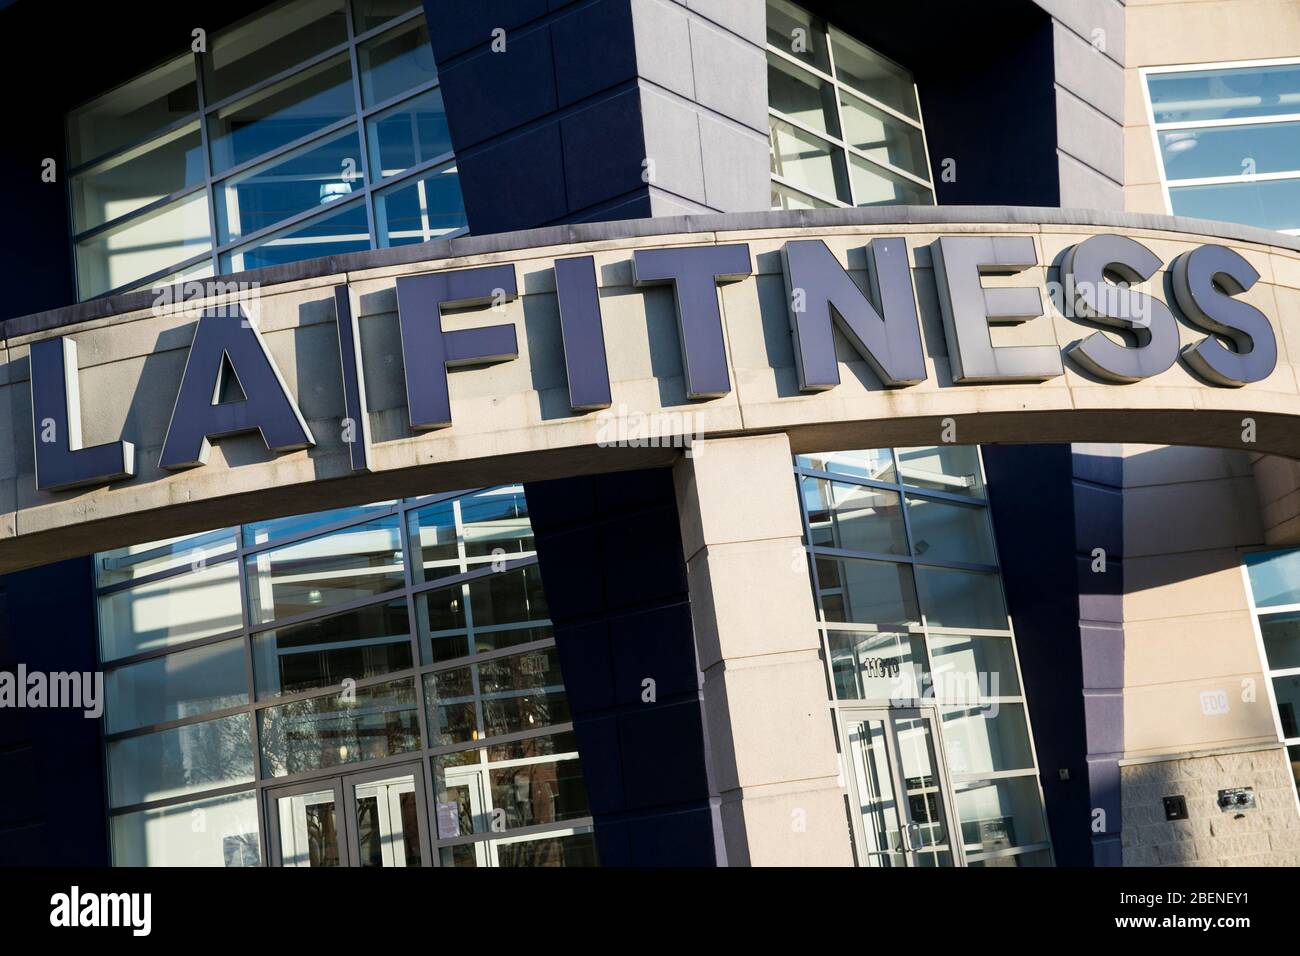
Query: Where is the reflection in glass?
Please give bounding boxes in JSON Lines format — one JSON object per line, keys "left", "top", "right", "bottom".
{"left": 208, "top": 54, "right": 355, "bottom": 174}
{"left": 98, "top": 559, "right": 243, "bottom": 661}
{"left": 105, "top": 638, "right": 248, "bottom": 733}
{"left": 354, "top": 774, "right": 421, "bottom": 866}
{"left": 367, "top": 88, "right": 453, "bottom": 181}
{"left": 259, "top": 678, "right": 420, "bottom": 776}
{"left": 768, "top": 52, "right": 839, "bottom": 136}
{"left": 940, "top": 704, "right": 1035, "bottom": 777}
{"left": 72, "top": 125, "right": 205, "bottom": 232}
{"left": 845, "top": 718, "right": 905, "bottom": 866}
{"left": 375, "top": 162, "right": 467, "bottom": 244}
{"left": 770, "top": 117, "right": 850, "bottom": 202}
{"left": 67, "top": 55, "right": 198, "bottom": 166}
{"left": 203, "top": 0, "right": 349, "bottom": 103}
{"left": 848, "top": 153, "right": 932, "bottom": 206}
{"left": 816, "top": 555, "right": 920, "bottom": 628}
{"left": 839, "top": 90, "right": 928, "bottom": 177}
{"left": 112, "top": 791, "right": 260, "bottom": 867}
{"left": 1169, "top": 178, "right": 1300, "bottom": 232}
{"left": 109, "top": 713, "right": 254, "bottom": 807}
{"left": 1158, "top": 121, "right": 1300, "bottom": 181}
{"left": 215, "top": 126, "right": 363, "bottom": 243}
{"left": 766, "top": 0, "right": 831, "bottom": 73}
{"left": 425, "top": 648, "right": 569, "bottom": 747}
{"left": 967, "top": 848, "right": 1052, "bottom": 867}
{"left": 896, "top": 445, "right": 985, "bottom": 496}
{"left": 1273, "top": 674, "right": 1300, "bottom": 739}
{"left": 829, "top": 27, "right": 918, "bottom": 119}
{"left": 802, "top": 478, "right": 907, "bottom": 556}
{"left": 1246, "top": 548, "right": 1300, "bottom": 608}
{"left": 277, "top": 789, "right": 342, "bottom": 867}
{"left": 244, "top": 503, "right": 396, "bottom": 549}
{"left": 905, "top": 494, "right": 997, "bottom": 565}
{"left": 928, "top": 633, "right": 1021, "bottom": 698}
{"left": 75, "top": 191, "right": 211, "bottom": 299}
{"left": 96, "top": 528, "right": 237, "bottom": 588}
{"left": 1148, "top": 62, "right": 1300, "bottom": 123}
{"left": 955, "top": 775, "right": 1047, "bottom": 855}
{"left": 914, "top": 566, "right": 1007, "bottom": 630}
{"left": 354, "top": 0, "right": 421, "bottom": 33}
{"left": 245, "top": 513, "right": 404, "bottom": 624}
{"left": 797, "top": 448, "right": 895, "bottom": 482}
{"left": 222, "top": 197, "right": 370, "bottom": 271}
{"left": 417, "top": 565, "right": 551, "bottom": 663}
{"left": 827, "top": 629, "right": 926, "bottom": 700}
{"left": 358, "top": 17, "right": 436, "bottom": 106}
{"left": 1261, "top": 612, "right": 1300, "bottom": 671}
{"left": 252, "top": 599, "right": 411, "bottom": 699}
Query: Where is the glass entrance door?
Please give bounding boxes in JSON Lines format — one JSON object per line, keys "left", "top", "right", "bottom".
{"left": 842, "top": 707, "right": 960, "bottom": 867}
{"left": 269, "top": 763, "right": 430, "bottom": 867}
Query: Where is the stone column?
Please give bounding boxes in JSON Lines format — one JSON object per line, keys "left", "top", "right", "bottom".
{"left": 673, "top": 433, "right": 853, "bottom": 865}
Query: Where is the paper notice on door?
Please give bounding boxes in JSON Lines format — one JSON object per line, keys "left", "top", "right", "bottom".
{"left": 436, "top": 801, "right": 460, "bottom": 839}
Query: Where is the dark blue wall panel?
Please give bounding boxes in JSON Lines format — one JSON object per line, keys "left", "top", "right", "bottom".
{"left": 525, "top": 470, "right": 716, "bottom": 866}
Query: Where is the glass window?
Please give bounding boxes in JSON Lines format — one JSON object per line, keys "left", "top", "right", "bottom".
{"left": 770, "top": 117, "right": 850, "bottom": 203}
{"left": 967, "top": 848, "right": 1051, "bottom": 867}
{"left": 222, "top": 196, "right": 370, "bottom": 272}
{"left": 358, "top": 17, "right": 437, "bottom": 106}
{"left": 815, "top": 555, "right": 920, "bottom": 628}
{"left": 215, "top": 125, "right": 363, "bottom": 243}
{"left": 494, "top": 831, "right": 598, "bottom": 867}
{"left": 767, "top": 52, "right": 839, "bottom": 137}
{"left": 766, "top": 0, "right": 831, "bottom": 73}
{"left": 940, "top": 704, "right": 1035, "bottom": 777}
{"left": 897, "top": 445, "right": 985, "bottom": 497}
{"left": 425, "top": 647, "right": 570, "bottom": 746}
{"left": 416, "top": 565, "right": 551, "bottom": 663}
{"left": 75, "top": 191, "right": 212, "bottom": 299}
{"left": 208, "top": 54, "right": 356, "bottom": 174}
{"left": 67, "top": 56, "right": 198, "bottom": 166}
{"left": 1146, "top": 61, "right": 1300, "bottom": 232}
{"left": 797, "top": 448, "right": 895, "bottom": 482}
{"left": 95, "top": 528, "right": 237, "bottom": 588}
{"left": 366, "top": 87, "right": 453, "bottom": 181}
{"left": 431, "top": 742, "right": 587, "bottom": 838}
{"left": 915, "top": 566, "right": 1007, "bottom": 630}
{"left": 354, "top": 0, "right": 421, "bottom": 33}
{"left": 1260, "top": 612, "right": 1300, "bottom": 671}
{"left": 105, "top": 638, "right": 248, "bottom": 733}
{"left": 802, "top": 477, "right": 908, "bottom": 556}
{"left": 98, "top": 559, "right": 243, "bottom": 661}
{"left": 71, "top": 125, "right": 206, "bottom": 233}
{"left": 252, "top": 598, "right": 411, "bottom": 698}
{"left": 245, "top": 513, "right": 405, "bottom": 624}
{"left": 827, "top": 629, "right": 926, "bottom": 700}
{"left": 766, "top": 1, "right": 932, "bottom": 210}
{"left": 259, "top": 677, "right": 420, "bottom": 776}
{"left": 955, "top": 776, "right": 1047, "bottom": 856}
{"left": 1273, "top": 674, "right": 1300, "bottom": 739}
{"left": 1148, "top": 62, "right": 1300, "bottom": 123}
{"left": 904, "top": 495, "right": 997, "bottom": 566}
{"left": 67, "top": 2, "right": 466, "bottom": 303}
{"left": 1158, "top": 121, "right": 1300, "bottom": 180}
{"left": 244, "top": 502, "right": 396, "bottom": 548}
{"left": 1247, "top": 548, "right": 1300, "bottom": 608}
{"left": 109, "top": 713, "right": 254, "bottom": 807}
{"left": 375, "top": 161, "right": 466, "bottom": 245}
{"left": 203, "top": 0, "right": 349, "bottom": 103}
{"left": 111, "top": 791, "right": 261, "bottom": 867}
{"left": 928, "top": 633, "right": 1021, "bottom": 698}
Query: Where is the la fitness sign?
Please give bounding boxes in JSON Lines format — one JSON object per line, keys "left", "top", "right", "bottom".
{"left": 29, "top": 231, "right": 1278, "bottom": 492}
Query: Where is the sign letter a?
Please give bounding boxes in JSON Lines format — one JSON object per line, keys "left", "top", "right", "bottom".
{"left": 160, "top": 307, "right": 315, "bottom": 470}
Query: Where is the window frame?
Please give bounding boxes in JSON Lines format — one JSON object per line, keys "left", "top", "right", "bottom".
{"left": 765, "top": 5, "right": 936, "bottom": 210}
{"left": 94, "top": 486, "right": 593, "bottom": 867}
{"left": 63, "top": 0, "right": 465, "bottom": 301}
{"left": 1140, "top": 56, "right": 1300, "bottom": 236}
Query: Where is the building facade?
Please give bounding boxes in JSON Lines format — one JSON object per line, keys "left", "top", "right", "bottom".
{"left": 0, "top": 0, "right": 1299, "bottom": 868}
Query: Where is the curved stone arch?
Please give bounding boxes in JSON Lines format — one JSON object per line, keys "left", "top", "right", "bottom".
{"left": 2, "top": 206, "right": 1298, "bottom": 571}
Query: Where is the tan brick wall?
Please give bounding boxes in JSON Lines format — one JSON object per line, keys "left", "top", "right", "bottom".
{"left": 1121, "top": 745, "right": 1300, "bottom": 866}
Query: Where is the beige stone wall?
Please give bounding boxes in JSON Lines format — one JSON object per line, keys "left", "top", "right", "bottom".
{"left": 1252, "top": 454, "right": 1300, "bottom": 544}
{"left": 5, "top": 215, "right": 1300, "bottom": 571}
{"left": 1121, "top": 444, "right": 1277, "bottom": 756}
{"left": 1123, "top": 0, "right": 1300, "bottom": 214}
{"left": 1120, "top": 744, "right": 1300, "bottom": 865}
